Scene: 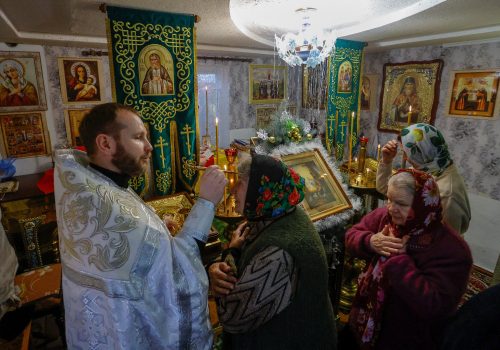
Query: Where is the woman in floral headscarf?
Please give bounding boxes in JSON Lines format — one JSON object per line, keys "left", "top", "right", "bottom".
{"left": 209, "top": 154, "right": 337, "bottom": 350}
{"left": 345, "top": 169, "right": 472, "bottom": 350}
{"left": 376, "top": 123, "right": 471, "bottom": 235}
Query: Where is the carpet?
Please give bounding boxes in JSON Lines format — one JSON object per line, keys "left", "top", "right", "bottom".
{"left": 460, "top": 264, "right": 493, "bottom": 307}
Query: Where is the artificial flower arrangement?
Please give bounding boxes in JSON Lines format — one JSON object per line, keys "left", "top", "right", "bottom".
{"left": 256, "top": 106, "right": 318, "bottom": 152}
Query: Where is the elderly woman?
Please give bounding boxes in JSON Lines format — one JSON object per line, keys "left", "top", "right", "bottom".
{"left": 377, "top": 123, "right": 471, "bottom": 235}
{"left": 346, "top": 169, "right": 472, "bottom": 350}
{"left": 209, "top": 154, "right": 337, "bottom": 349}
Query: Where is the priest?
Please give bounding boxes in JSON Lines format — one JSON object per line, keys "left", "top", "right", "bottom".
{"left": 54, "top": 102, "right": 226, "bottom": 349}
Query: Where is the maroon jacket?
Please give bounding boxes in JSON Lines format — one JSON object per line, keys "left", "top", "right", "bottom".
{"left": 346, "top": 207, "right": 472, "bottom": 350}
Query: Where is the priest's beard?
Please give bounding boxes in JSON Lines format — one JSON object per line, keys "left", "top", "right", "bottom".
{"left": 111, "top": 141, "right": 149, "bottom": 177}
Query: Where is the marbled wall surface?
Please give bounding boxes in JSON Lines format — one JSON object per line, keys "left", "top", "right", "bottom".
{"left": 362, "top": 42, "right": 500, "bottom": 201}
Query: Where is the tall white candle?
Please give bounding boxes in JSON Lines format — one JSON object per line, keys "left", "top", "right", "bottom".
{"left": 215, "top": 117, "right": 219, "bottom": 165}
{"left": 205, "top": 86, "right": 209, "bottom": 135}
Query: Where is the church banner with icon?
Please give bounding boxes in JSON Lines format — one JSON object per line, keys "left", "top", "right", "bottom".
{"left": 106, "top": 6, "right": 198, "bottom": 196}
{"left": 325, "top": 39, "right": 365, "bottom": 161}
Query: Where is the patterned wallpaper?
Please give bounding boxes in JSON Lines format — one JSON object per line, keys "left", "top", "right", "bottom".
{"left": 42, "top": 46, "right": 113, "bottom": 149}
{"left": 223, "top": 57, "right": 301, "bottom": 130}
{"left": 7, "top": 41, "right": 499, "bottom": 201}
{"left": 40, "top": 48, "right": 298, "bottom": 142}
{"left": 362, "top": 42, "right": 500, "bottom": 201}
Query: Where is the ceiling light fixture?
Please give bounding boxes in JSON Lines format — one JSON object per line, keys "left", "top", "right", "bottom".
{"left": 275, "top": 7, "right": 336, "bottom": 68}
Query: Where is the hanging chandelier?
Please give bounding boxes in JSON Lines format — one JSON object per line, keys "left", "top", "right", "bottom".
{"left": 275, "top": 7, "right": 336, "bottom": 69}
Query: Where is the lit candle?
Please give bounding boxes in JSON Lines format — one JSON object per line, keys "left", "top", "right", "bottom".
{"left": 215, "top": 117, "right": 219, "bottom": 165}
{"left": 205, "top": 86, "right": 209, "bottom": 136}
{"left": 407, "top": 105, "right": 412, "bottom": 126}
{"left": 223, "top": 165, "right": 228, "bottom": 212}
{"left": 348, "top": 112, "right": 355, "bottom": 175}
{"left": 376, "top": 144, "right": 381, "bottom": 162}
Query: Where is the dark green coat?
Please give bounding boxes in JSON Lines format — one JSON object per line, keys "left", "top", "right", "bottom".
{"left": 226, "top": 207, "right": 337, "bottom": 350}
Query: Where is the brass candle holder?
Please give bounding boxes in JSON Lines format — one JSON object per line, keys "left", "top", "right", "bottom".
{"left": 214, "top": 148, "right": 242, "bottom": 220}
{"left": 338, "top": 257, "right": 366, "bottom": 316}
{"left": 343, "top": 136, "right": 377, "bottom": 189}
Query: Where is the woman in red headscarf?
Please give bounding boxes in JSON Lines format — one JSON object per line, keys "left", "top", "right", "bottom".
{"left": 344, "top": 169, "right": 472, "bottom": 350}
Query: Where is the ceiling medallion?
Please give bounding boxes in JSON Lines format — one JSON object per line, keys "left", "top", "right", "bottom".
{"left": 274, "top": 7, "right": 335, "bottom": 68}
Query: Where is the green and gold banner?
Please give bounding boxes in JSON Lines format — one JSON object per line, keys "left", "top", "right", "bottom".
{"left": 106, "top": 6, "right": 198, "bottom": 196}
{"left": 326, "top": 39, "right": 365, "bottom": 161}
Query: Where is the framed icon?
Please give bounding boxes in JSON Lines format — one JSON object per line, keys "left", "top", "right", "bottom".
{"left": 378, "top": 60, "right": 443, "bottom": 133}
{"left": 0, "top": 51, "right": 47, "bottom": 112}
{"left": 58, "top": 58, "right": 104, "bottom": 104}
{"left": 249, "top": 64, "right": 287, "bottom": 104}
{"left": 64, "top": 108, "right": 91, "bottom": 146}
{"left": 282, "top": 149, "right": 352, "bottom": 221}
{"left": 0, "top": 112, "right": 51, "bottom": 158}
{"left": 447, "top": 69, "right": 500, "bottom": 119}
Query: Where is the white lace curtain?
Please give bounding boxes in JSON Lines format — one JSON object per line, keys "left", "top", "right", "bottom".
{"left": 197, "top": 63, "right": 230, "bottom": 148}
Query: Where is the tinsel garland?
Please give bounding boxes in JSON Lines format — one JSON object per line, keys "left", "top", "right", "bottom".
{"left": 256, "top": 109, "right": 317, "bottom": 153}
{"left": 255, "top": 139, "right": 362, "bottom": 231}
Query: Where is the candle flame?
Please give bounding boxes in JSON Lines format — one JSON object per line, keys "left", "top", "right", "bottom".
{"left": 215, "top": 117, "right": 218, "bottom": 125}
{"left": 409, "top": 105, "right": 412, "bottom": 112}
{"left": 205, "top": 86, "right": 208, "bottom": 90}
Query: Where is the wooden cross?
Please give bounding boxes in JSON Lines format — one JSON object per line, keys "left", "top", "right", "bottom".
{"left": 154, "top": 136, "right": 168, "bottom": 168}
{"left": 181, "top": 124, "right": 194, "bottom": 155}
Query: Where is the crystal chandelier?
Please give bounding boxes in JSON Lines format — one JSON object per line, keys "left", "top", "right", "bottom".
{"left": 275, "top": 7, "right": 336, "bottom": 69}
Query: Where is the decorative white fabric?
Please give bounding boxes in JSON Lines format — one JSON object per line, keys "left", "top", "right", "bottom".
{"left": 0, "top": 208, "right": 19, "bottom": 319}
{"left": 54, "top": 149, "right": 214, "bottom": 349}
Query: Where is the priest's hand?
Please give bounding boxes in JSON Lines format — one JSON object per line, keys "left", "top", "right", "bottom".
{"left": 370, "top": 225, "right": 404, "bottom": 257}
{"left": 209, "top": 262, "right": 237, "bottom": 297}
{"left": 381, "top": 140, "right": 398, "bottom": 164}
{"left": 199, "top": 165, "right": 227, "bottom": 205}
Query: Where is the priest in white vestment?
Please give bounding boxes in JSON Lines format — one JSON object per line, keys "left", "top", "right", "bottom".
{"left": 54, "top": 103, "right": 226, "bottom": 349}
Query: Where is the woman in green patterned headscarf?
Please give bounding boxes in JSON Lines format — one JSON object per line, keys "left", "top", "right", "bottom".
{"left": 377, "top": 123, "right": 471, "bottom": 235}
{"left": 400, "top": 123, "right": 452, "bottom": 176}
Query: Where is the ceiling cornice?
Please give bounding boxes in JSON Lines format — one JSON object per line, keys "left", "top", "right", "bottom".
{"left": 371, "top": 24, "right": 500, "bottom": 49}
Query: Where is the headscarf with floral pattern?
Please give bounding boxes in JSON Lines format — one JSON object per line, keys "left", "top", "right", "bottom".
{"left": 244, "top": 154, "right": 305, "bottom": 220}
{"left": 389, "top": 168, "right": 443, "bottom": 249}
{"left": 400, "top": 123, "right": 452, "bottom": 177}
{"left": 349, "top": 169, "right": 443, "bottom": 349}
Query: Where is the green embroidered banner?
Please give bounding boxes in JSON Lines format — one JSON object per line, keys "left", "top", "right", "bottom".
{"left": 106, "top": 6, "right": 199, "bottom": 196}
{"left": 326, "top": 39, "right": 365, "bottom": 161}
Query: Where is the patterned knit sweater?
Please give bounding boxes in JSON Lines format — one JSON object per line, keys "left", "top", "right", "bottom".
{"left": 222, "top": 207, "right": 337, "bottom": 350}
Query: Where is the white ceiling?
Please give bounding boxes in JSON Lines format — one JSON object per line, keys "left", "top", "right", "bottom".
{"left": 1, "top": 0, "right": 500, "bottom": 55}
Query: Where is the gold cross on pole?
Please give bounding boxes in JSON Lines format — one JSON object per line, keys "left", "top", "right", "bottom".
{"left": 181, "top": 124, "right": 194, "bottom": 155}
{"left": 154, "top": 136, "right": 168, "bottom": 168}
{"left": 327, "top": 114, "right": 336, "bottom": 133}
{"left": 339, "top": 121, "right": 347, "bottom": 139}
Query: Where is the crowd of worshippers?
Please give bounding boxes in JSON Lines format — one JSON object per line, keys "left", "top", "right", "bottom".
{"left": 1, "top": 102, "right": 499, "bottom": 349}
